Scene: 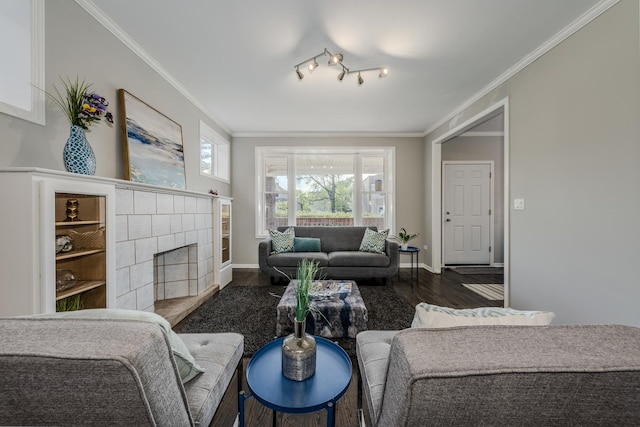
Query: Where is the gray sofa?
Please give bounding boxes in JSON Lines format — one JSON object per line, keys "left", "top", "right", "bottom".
{"left": 357, "top": 325, "right": 640, "bottom": 426}
{"left": 259, "top": 226, "right": 399, "bottom": 283}
{"left": 0, "top": 317, "right": 243, "bottom": 426}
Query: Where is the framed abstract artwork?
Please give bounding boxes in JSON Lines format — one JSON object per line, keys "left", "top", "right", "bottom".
{"left": 118, "top": 89, "right": 186, "bottom": 189}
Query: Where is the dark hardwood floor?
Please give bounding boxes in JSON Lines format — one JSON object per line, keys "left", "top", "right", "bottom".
{"left": 226, "top": 267, "right": 503, "bottom": 427}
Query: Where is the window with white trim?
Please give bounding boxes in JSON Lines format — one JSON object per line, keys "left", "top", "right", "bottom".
{"left": 256, "top": 147, "right": 394, "bottom": 237}
{"left": 200, "top": 120, "right": 230, "bottom": 183}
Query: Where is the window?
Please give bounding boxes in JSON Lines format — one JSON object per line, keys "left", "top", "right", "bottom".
{"left": 256, "top": 147, "right": 394, "bottom": 237}
{"left": 0, "top": 0, "right": 45, "bottom": 124}
{"left": 200, "top": 121, "right": 230, "bottom": 183}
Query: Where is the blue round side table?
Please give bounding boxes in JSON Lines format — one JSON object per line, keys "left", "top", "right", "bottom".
{"left": 241, "top": 336, "right": 352, "bottom": 427}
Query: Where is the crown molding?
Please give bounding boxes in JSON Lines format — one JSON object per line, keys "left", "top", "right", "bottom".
{"left": 424, "top": 0, "right": 620, "bottom": 136}
{"left": 459, "top": 131, "right": 504, "bottom": 138}
{"left": 75, "top": 0, "right": 232, "bottom": 136}
{"left": 231, "top": 131, "right": 425, "bottom": 139}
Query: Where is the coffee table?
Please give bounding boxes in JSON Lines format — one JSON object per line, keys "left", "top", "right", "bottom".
{"left": 276, "top": 280, "right": 368, "bottom": 338}
{"left": 240, "top": 336, "right": 352, "bottom": 427}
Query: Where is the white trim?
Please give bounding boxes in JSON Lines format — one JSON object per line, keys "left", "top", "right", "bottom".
{"left": 232, "top": 264, "right": 260, "bottom": 269}
{"left": 441, "top": 160, "right": 495, "bottom": 266}
{"left": 424, "top": 0, "right": 620, "bottom": 136}
{"left": 0, "top": 0, "right": 45, "bottom": 125}
{"left": 75, "top": 0, "right": 232, "bottom": 135}
{"left": 233, "top": 131, "right": 425, "bottom": 138}
{"left": 431, "top": 97, "right": 510, "bottom": 307}
{"left": 199, "top": 120, "right": 231, "bottom": 183}
{"left": 254, "top": 146, "right": 395, "bottom": 238}
{"left": 459, "top": 131, "right": 504, "bottom": 138}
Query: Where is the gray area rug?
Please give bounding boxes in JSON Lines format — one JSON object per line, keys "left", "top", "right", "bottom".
{"left": 177, "top": 284, "right": 415, "bottom": 357}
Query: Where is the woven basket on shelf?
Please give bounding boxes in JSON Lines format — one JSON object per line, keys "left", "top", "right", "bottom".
{"left": 65, "top": 227, "right": 105, "bottom": 249}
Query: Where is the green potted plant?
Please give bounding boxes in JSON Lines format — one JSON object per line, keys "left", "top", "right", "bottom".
{"left": 282, "top": 258, "right": 320, "bottom": 381}
{"left": 395, "top": 227, "right": 419, "bottom": 250}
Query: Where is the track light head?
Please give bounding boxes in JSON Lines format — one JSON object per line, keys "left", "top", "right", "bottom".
{"left": 357, "top": 73, "right": 364, "bottom": 85}
{"left": 379, "top": 67, "right": 389, "bottom": 78}
{"left": 308, "top": 60, "right": 318, "bottom": 72}
{"left": 329, "top": 53, "right": 343, "bottom": 65}
{"left": 296, "top": 67, "right": 304, "bottom": 80}
{"left": 337, "top": 69, "right": 346, "bottom": 81}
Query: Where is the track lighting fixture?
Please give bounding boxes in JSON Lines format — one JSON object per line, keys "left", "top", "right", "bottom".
{"left": 329, "top": 53, "right": 343, "bottom": 65}
{"left": 294, "top": 48, "right": 388, "bottom": 86}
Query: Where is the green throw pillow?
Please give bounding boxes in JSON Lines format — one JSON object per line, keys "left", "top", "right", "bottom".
{"left": 270, "top": 227, "right": 295, "bottom": 253}
{"left": 359, "top": 228, "right": 389, "bottom": 254}
{"left": 29, "top": 309, "right": 205, "bottom": 383}
{"left": 293, "top": 237, "right": 321, "bottom": 252}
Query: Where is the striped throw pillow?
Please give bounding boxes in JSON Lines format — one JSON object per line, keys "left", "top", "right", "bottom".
{"left": 270, "top": 227, "right": 295, "bottom": 254}
{"left": 411, "top": 303, "right": 555, "bottom": 328}
{"left": 359, "top": 228, "right": 389, "bottom": 254}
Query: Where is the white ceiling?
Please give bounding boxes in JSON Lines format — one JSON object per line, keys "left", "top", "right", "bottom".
{"left": 86, "top": 0, "right": 604, "bottom": 136}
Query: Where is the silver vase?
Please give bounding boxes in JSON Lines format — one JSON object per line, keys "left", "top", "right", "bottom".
{"left": 282, "top": 319, "right": 316, "bottom": 381}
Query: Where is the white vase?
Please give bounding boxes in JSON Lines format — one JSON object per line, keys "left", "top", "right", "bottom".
{"left": 401, "top": 243, "right": 408, "bottom": 250}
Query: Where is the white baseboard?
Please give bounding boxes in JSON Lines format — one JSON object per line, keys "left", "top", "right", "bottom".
{"left": 232, "top": 264, "right": 259, "bottom": 269}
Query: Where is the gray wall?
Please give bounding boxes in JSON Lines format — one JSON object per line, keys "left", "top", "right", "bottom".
{"left": 425, "top": 0, "right": 640, "bottom": 326}
{"left": 231, "top": 136, "right": 424, "bottom": 266}
{"left": 442, "top": 134, "right": 504, "bottom": 263}
{"left": 0, "top": 1, "right": 230, "bottom": 196}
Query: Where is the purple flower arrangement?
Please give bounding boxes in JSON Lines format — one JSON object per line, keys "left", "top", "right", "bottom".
{"left": 48, "top": 77, "right": 113, "bottom": 130}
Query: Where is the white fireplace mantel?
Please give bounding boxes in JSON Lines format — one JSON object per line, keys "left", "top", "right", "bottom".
{"left": 0, "top": 168, "right": 230, "bottom": 316}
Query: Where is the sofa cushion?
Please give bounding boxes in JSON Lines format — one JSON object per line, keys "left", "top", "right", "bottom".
{"left": 356, "top": 330, "right": 399, "bottom": 425}
{"left": 411, "top": 303, "right": 555, "bottom": 328}
{"left": 293, "top": 237, "right": 321, "bottom": 252}
{"left": 31, "top": 308, "right": 205, "bottom": 383}
{"left": 377, "top": 326, "right": 640, "bottom": 426}
{"left": 279, "top": 226, "right": 376, "bottom": 252}
{"left": 359, "top": 228, "right": 389, "bottom": 254}
{"left": 270, "top": 227, "right": 295, "bottom": 253}
{"left": 268, "top": 251, "right": 329, "bottom": 267}
{"left": 0, "top": 318, "right": 193, "bottom": 426}
{"left": 328, "top": 251, "right": 390, "bottom": 267}
{"left": 180, "top": 332, "right": 243, "bottom": 426}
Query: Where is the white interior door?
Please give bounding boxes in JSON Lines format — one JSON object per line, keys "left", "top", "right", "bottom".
{"left": 443, "top": 162, "right": 492, "bottom": 265}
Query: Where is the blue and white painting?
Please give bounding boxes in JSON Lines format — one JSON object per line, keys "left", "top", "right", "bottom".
{"left": 121, "top": 90, "right": 186, "bottom": 189}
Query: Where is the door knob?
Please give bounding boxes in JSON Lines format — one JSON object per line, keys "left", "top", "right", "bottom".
{"left": 446, "top": 218, "right": 451, "bottom": 222}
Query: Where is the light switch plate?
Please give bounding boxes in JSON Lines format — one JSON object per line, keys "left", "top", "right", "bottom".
{"left": 514, "top": 198, "right": 525, "bottom": 210}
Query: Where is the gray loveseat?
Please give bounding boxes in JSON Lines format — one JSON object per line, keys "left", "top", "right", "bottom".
{"left": 259, "top": 226, "right": 399, "bottom": 283}
{"left": 0, "top": 317, "right": 243, "bottom": 426}
{"left": 357, "top": 325, "right": 640, "bottom": 426}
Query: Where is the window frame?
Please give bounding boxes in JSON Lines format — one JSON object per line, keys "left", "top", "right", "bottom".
{"left": 199, "top": 120, "right": 230, "bottom": 183}
{"left": 255, "top": 146, "right": 395, "bottom": 238}
{"left": 0, "top": 0, "right": 45, "bottom": 125}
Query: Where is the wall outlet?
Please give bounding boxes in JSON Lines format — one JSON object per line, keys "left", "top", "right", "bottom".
{"left": 514, "top": 198, "right": 525, "bottom": 210}
{"left": 423, "top": 244, "right": 428, "bottom": 250}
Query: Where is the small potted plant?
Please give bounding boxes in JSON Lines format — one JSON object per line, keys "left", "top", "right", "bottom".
{"left": 395, "top": 227, "right": 419, "bottom": 250}
{"left": 282, "top": 259, "right": 320, "bottom": 381}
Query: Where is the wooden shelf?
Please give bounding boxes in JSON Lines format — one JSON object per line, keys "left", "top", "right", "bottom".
{"left": 56, "top": 280, "right": 105, "bottom": 300}
{"left": 56, "top": 248, "right": 104, "bottom": 261}
{"left": 55, "top": 220, "right": 104, "bottom": 227}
